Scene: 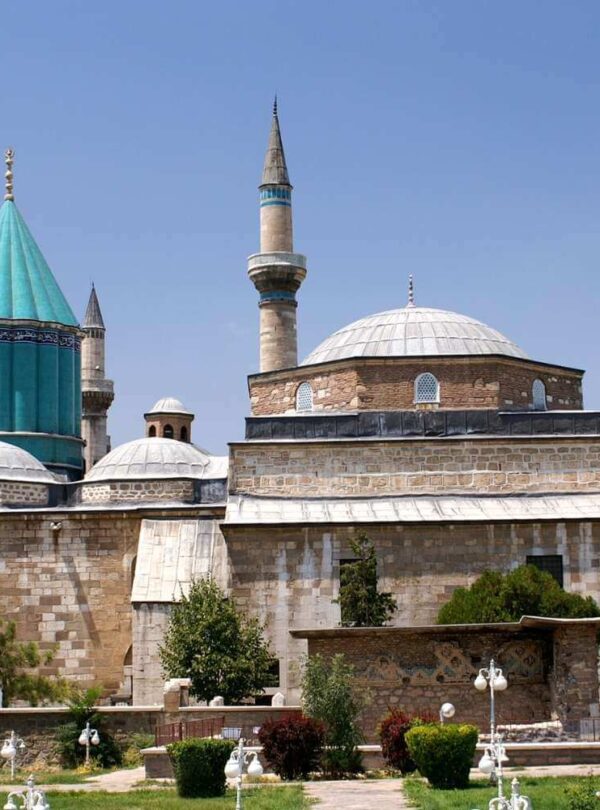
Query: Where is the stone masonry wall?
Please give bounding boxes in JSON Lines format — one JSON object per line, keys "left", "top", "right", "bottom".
{"left": 304, "top": 630, "right": 553, "bottom": 740}
{"left": 249, "top": 357, "right": 583, "bottom": 415}
{"left": 551, "top": 625, "right": 600, "bottom": 724}
{"left": 230, "top": 436, "right": 600, "bottom": 497}
{"left": 222, "top": 520, "right": 600, "bottom": 704}
{"left": 0, "top": 481, "right": 48, "bottom": 506}
{"left": 80, "top": 479, "right": 195, "bottom": 504}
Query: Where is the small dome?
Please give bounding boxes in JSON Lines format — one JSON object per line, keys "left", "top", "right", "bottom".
{"left": 85, "top": 437, "right": 227, "bottom": 482}
{"left": 0, "top": 441, "right": 56, "bottom": 483}
{"left": 302, "top": 306, "right": 527, "bottom": 366}
{"left": 146, "top": 397, "right": 192, "bottom": 415}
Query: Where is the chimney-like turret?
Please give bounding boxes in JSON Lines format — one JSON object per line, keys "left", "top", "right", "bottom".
{"left": 248, "top": 99, "right": 307, "bottom": 372}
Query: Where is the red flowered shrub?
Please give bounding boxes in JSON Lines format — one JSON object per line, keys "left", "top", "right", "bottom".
{"left": 258, "top": 715, "right": 324, "bottom": 780}
{"left": 378, "top": 709, "right": 437, "bottom": 774}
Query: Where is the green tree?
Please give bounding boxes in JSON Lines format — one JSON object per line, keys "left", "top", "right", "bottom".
{"left": 55, "top": 687, "right": 122, "bottom": 768}
{"left": 334, "top": 533, "right": 396, "bottom": 626}
{"left": 159, "top": 578, "right": 275, "bottom": 704}
{"left": 438, "top": 565, "right": 600, "bottom": 624}
{"left": 0, "top": 619, "right": 69, "bottom": 707}
{"left": 301, "top": 653, "right": 367, "bottom": 775}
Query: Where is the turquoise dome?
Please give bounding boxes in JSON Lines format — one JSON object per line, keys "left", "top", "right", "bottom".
{"left": 0, "top": 198, "right": 83, "bottom": 478}
{"left": 0, "top": 201, "right": 78, "bottom": 325}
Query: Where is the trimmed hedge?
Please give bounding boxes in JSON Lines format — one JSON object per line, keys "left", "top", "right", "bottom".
{"left": 258, "top": 715, "right": 324, "bottom": 780}
{"left": 168, "top": 738, "right": 235, "bottom": 798}
{"left": 405, "top": 723, "right": 478, "bottom": 789}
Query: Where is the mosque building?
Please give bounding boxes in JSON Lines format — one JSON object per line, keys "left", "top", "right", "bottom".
{"left": 0, "top": 105, "right": 599, "bottom": 705}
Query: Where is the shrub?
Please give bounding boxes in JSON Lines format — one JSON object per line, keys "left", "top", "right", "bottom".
{"left": 405, "top": 723, "right": 478, "bottom": 789}
{"left": 302, "top": 654, "right": 367, "bottom": 776}
{"left": 122, "top": 732, "right": 155, "bottom": 767}
{"left": 55, "top": 687, "right": 122, "bottom": 769}
{"left": 168, "top": 738, "right": 235, "bottom": 798}
{"left": 258, "top": 715, "right": 324, "bottom": 780}
{"left": 378, "top": 709, "right": 437, "bottom": 774}
{"left": 565, "top": 776, "right": 600, "bottom": 810}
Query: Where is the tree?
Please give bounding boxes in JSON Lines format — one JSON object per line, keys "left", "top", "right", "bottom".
{"left": 334, "top": 533, "right": 396, "bottom": 626}
{"left": 301, "top": 653, "right": 367, "bottom": 775}
{"left": 0, "top": 619, "right": 69, "bottom": 707}
{"left": 159, "top": 578, "right": 275, "bottom": 704}
{"left": 55, "top": 687, "right": 122, "bottom": 768}
{"left": 437, "top": 565, "right": 600, "bottom": 625}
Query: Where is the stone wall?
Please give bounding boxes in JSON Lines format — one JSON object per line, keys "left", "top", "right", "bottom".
{"left": 248, "top": 357, "right": 583, "bottom": 416}
{"left": 551, "top": 625, "right": 600, "bottom": 724}
{"left": 229, "top": 436, "right": 600, "bottom": 497}
{"left": 299, "top": 629, "right": 553, "bottom": 740}
{"left": 0, "top": 480, "right": 48, "bottom": 506}
{"left": 222, "top": 520, "right": 600, "bottom": 703}
{"left": 0, "top": 506, "right": 220, "bottom": 695}
{"left": 80, "top": 479, "right": 195, "bottom": 504}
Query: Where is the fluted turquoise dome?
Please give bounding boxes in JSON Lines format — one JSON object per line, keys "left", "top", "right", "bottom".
{"left": 0, "top": 202, "right": 78, "bottom": 325}
{"left": 0, "top": 196, "right": 83, "bottom": 478}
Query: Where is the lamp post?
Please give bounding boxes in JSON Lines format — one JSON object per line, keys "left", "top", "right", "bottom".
{"left": 474, "top": 659, "right": 532, "bottom": 810}
{"left": 77, "top": 721, "right": 100, "bottom": 767}
{"left": 3, "top": 775, "right": 50, "bottom": 810}
{"left": 1, "top": 732, "right": 26, "bottom": 779}
{"left": 224, "top": 738, "right": 263, "bottom": 810}
{"left": 439, "top": 702, "right": 456, "bottom": 724}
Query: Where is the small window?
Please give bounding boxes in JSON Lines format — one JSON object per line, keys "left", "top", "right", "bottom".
{"left": 296, "top": 382, "right": 313, "bottom": 412}
{"left": 180, "top": 426, "right": 188, "bottom": 442}
{"left": 148, "top": 425, "right": 156, "bottom": 437}
{"left": 532, "top": 379, "right": 547, "bottom": 411}
{"left": 414, "top": 372, "right": 439, "bottom": 404}
{"left": 526, "top": 554, "right": 563, "bottom": 587}
{"left": 163, "top": 424, "right": 174, "bottom": 439}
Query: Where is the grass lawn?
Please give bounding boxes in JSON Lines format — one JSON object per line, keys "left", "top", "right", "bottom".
{"left": 404, "top": 775, "right": 596, "bottom": 809}
{"left": 0, "top": 769, "right": 107, "bottom": 785}
{"left": 0, "top": 786, "right": 309, "bottom": 809}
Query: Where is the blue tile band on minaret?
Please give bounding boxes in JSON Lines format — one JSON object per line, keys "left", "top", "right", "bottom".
{"left": 0, "top": 150, "right": 84, "bottom": 477}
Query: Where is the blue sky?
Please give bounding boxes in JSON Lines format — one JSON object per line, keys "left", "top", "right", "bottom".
{"left": 4, "top": 1, "right": 600, "bottom": 453}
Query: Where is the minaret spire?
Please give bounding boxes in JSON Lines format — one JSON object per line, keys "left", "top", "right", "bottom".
{"left": 4, "top": 149, "right": 14, "bottom": 201}
{"left": 248, "top": 101, "right": 307, "bottom": 372}
{"left": 407, "top": 274, "right": 415, "bottom": 308}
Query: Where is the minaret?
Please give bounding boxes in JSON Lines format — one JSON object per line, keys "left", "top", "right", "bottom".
{"left": 81, "top": 285, "right": 114, "bottom": 472}
{"left": 248, "top": 99, "right": 307, "bottom": 372}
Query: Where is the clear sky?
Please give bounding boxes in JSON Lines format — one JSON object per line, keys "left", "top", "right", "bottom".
{"left": 4, "top": 1, "right": 600, "bottom": 453}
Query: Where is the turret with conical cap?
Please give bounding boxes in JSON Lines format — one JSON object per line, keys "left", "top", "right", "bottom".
{"left": 81, "top": 284, "right": 114, "bottom": 471}
{"left": 248, "top": 100, "right": 307, "bottom": 372}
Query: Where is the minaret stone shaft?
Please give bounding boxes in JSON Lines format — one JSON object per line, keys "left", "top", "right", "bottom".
{"left": 81, "top": 285, "right": 114, "bottom": 472}
{"left": 248, "top": 101, "right": 307, "bottom": 372}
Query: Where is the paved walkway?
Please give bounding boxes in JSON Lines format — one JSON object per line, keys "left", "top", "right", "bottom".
{"left": 305, "top": 779, "right": 409, "bottom": 809}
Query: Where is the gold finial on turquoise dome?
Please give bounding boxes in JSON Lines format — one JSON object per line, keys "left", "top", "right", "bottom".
{"left": 4, "top": 148, "right": 14, "bottom": 201}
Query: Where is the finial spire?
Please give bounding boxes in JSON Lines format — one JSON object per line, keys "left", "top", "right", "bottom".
{"left": 273, "top": 94, "right": 278, "bottom": 117}
{"left": 407, "top": 274, "right": 415, "bottom": 308}
{"left": 4, "top": 148, "right": 14, "bottom": 201}
{"left": 261, "top": 99, "right": 290, "bottom": 186}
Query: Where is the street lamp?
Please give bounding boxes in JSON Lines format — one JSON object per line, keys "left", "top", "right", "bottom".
{"left": 439, "top": 702, "right": 456, "bottom": 724}
{"left": 1, "top": 732, "right": 26, "bottom": 779}
{"left": 474, "top": 659, "right": 532, "bottom": 809}
{"left": 224, "top": 738, "right": 263, "bottom": 810}
{"left": 78, "top": 721, "right": 100, "bottom": 767}
{"left": 3, "top": 774, "right": 50, "bottom": 810}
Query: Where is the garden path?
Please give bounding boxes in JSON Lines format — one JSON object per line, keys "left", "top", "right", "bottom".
{"left": 304, "top": 778, "right": 409, "bottom": 808}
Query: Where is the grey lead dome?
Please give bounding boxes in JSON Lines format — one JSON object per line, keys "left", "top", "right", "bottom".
{"left": 85, "top": 437, "right": 227, "bottom": 481}
{"left": 0, "top": 441, "right": 56, "bottom": 483}
{"left": 301, "top": 306, "right": 528, "bottom": 366}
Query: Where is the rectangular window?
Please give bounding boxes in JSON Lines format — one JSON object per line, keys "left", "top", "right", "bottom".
{"left": 526, "top": 554, "right": 564, "bottom": 587}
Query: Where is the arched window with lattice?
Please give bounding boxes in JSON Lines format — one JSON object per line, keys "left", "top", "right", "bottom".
{"left": 414, "top": 372, "right": 440, "bottom": 404}
{"left": 296, "top": 382, "right": 314, "bottom": 412}
{"left": 532, "top": 379, "right": 547, "bottom": 411}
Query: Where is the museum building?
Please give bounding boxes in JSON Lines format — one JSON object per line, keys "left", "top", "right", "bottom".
{"left": 0, "top": 106, "right": 599, "bottom": 710}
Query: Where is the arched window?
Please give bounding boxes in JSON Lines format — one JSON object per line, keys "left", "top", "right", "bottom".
{"left": 414, "top": 372, "right": 440, "bottom": 404}
{"left": 296, "top": 382, "right": 314, "bottom": 412}
{"left": 163, "top": 424, "right": 174, "bottom": 439}
{"left": 180, "top": 426, "right": 188, "bottom": 442}
{"left": 532, "top": 379, "right": 547, "bottom": 411}
{"left": 148, "top": 425, "right": 156, "bottom": 437}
